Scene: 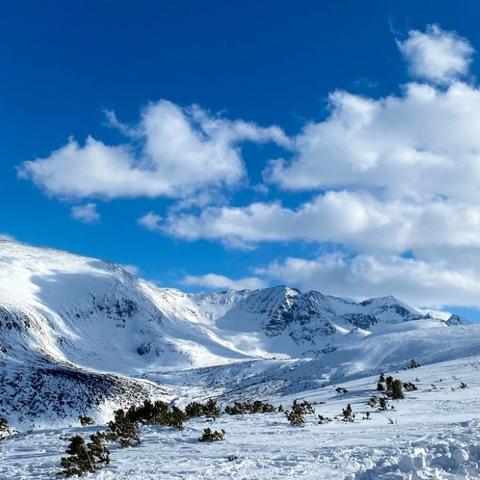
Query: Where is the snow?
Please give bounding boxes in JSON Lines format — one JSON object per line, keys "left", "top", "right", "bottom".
{"left": 2, "top": 357, "right": 480, "bottom": 478}
{"left": 2, "top": 241, "right": 480, "bottom": 478}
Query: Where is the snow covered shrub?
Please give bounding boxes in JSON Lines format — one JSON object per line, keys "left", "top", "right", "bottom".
{"left": 342, "top": 404, "right": 354, "bottom": 422}
{"left": 336, "top": 387, "right": 348, "bottom": 394}
{"left": 199, "top": 427, "right": 225, "bottom": 442}
{"left": 379, "top": 373, "right": 386, "bottom": 383}
{"left": 367, "top": 395, "right": 378, "bottom": 407}
{"left": 362, "top": 412, "right": 371, "bottom": 420}
{"left": 460, "top": 381, "right": 468, "bottom": 389}
{"left": 58, "top": 433, "right": 110, "bottom": 477}
{"left": 78, "top": 415, "right": 95, "bottom": 426}
{"left": 103, "top": 408, "right": 141, "bottom": 447}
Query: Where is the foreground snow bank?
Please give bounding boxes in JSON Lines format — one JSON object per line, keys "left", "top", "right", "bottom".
{"left": 350, "top": 435, "right": 480, "bottom": 479}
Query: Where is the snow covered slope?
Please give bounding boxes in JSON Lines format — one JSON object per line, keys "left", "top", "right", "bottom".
{"left": 0, "top": 240, "right": 477, "bottom": 427}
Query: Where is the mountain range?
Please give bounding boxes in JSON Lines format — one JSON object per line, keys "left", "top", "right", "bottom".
{"left": 0, "top": 240, "right": 475, "bottom": 426}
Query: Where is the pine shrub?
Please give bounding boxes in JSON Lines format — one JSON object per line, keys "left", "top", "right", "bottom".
{"left": 103, "top": 409, "right": 141, "bottom": 447}
{"left": 199, "top": 427, "right": 225, "bottom": 442}
{"left": 78, "top": 415, "right": 95, "bottom": 426}
{"left": 57, "top": 433, "right": 110, "bottom": 477}
{"left": 342, "top": 404, "right": 354, "bottom": 422}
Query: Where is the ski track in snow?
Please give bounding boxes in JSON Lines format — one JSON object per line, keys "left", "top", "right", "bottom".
{"left": 2, "top": 357, "right": 480, "bottom": 479}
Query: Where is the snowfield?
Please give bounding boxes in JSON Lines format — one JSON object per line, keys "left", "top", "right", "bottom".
{"left": 2, "top": 356, "right": 480, "bottom": 479}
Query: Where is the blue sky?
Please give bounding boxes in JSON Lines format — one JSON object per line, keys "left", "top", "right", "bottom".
{"left": 3, "top": 1, "right": 480, "bottom": 320}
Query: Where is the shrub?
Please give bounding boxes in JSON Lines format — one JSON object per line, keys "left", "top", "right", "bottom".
{"left": 58, "top": 433, "right": 110, "bottom": 477}
{"left": 126, "top": 399, "right": 186, "bottom": 430}
{"left": 185, "top": 401, "right": 205, "bottom": 418}
{"left": 103, "top": 409, "right": 141, "bottom": 447}
{"left": 318, "top": 415, "right": 332, "bottom": 424}
{"left": 78, "top": 415, "right": 95, "bottom": 426}
{"left": 379, "top": 373, "right": 386, "bottom": 382}
{"left": 285, "top": 408, "right": 306, "bottom": 426}
{"left": 378, "top": 397, "right": 389, "bottom": 411}
{"left": 376, "top": 382, "right": 385, "bottom": 391}
{"left": 342, "top": 404, "right": 354, "bottom": 422}
{"left": 409, "top": 359, "right": 420, "bottom": 369}
{"left": 0, "top": 417, "right": 13, "bottom": 442}
{"left": 203, "top": 399, "right": 221, "bottom": 421}
{"left": 367, "top": 395, "right": 378, "bottom": 407}
{"left": 363, "top": 412, "right": 371, "bottom": 420}
{"left": 388, "top": 379, "right": 405, "bottom": 399}
{"left": 199, "top": 427, "right": 225, "bottom": 442}
{"left": 460, "top": 382, "right": 468, "bottom": 389}
{"left": 335, "top": 387, "right": 348, "bottom": 394}
{"left": 403, "top": 382, "right": 417, "bottom": 391}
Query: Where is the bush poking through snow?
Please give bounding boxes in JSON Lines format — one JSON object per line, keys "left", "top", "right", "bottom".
{"left": 318, "top": 415, "right": 332, "bottom": 424}
{"left": 78, "top": 415, "right": 95, "bottom": 426}
{"left": 225, "top": 400, "right": 276, "bottom": 415}
{"left": 199, "top": 428, "right": 225, "bottom": 442}
{"left": 409, "top": 359, "right": 420, "bottom": 369}
{"left": 58, "top": 433, "right": 110, "bottom": 477}
{"left": 342, "top": 404, "right": 355, "bottom": 422}
{"left": 336, "top": 387, "right": 348, "bottom": 394}
{"left": 378, "top": 397, "right": 390, "bottom": 411}
{"left": 388, "top": 379, "right": 405, "bottom": 399}
{"left": 460, "top": 381, "right": 468, "bottom": 389}
{"left": 103, "top": 409, "right": 141, "bottom": 447}
{"left": 125, "top": 399, "right": 186, "bottom": 430}
{"left": 203, "top": 399, "right": 221, "bottom": 421}
{"left": 285, "top": 400, "right": 314, "bottom": 426}
{"left": 185, "top": 401, "right": 205, "bottom": 418}
{"left": 376, "top": 382, "right": 385, "bottom": 391}
{"left": 0, "top": 417, "right": 14, "bottom": 442}
{"left": 403, "top": 382, "right": 418, "bottom": 391}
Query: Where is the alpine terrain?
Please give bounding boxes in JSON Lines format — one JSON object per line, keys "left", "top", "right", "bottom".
{"left": 1, "top": 240, "right": 480, "bottom": 479}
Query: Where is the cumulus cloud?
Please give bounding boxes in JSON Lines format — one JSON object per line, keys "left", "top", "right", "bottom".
{"left": 397, "top": 24, "right": 474, "bottom": 84}
{"left": 160, "top": 193, "right": 480, "bottom": 252}
{"left": 70, "top": 203, "right": 100, "bottom": 224}
{"left": 18, "top": 100, "right": 291, "bottom": 200}
{"left": 137, "top": 212, "right": 162, "bottom": 232}
{"left": 181, "top": 273, "right": 266, "bottom": 291}
{"left": 256, "top": 253, "right": 480, "bottom": 310}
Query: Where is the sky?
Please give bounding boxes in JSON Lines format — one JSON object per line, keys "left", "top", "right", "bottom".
{"left": 2, "top": 0, "right": 480, "bottom": 320}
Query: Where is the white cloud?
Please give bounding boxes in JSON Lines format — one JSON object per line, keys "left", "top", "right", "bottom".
{"left": 264, "top": 82, "right": 480, "bottom": 198}
{"left": 181, "top": 273, "right": 266, "bottom": 291}
{"left": 18, "top": 100, "right": 290, "bottom": 200}
{"left": 257, "top": 253, "right": 480, "bottom": 310}
{"left": 70, "top": 203, "right": 100, "bottom": 224}
{"left": 160, "top": 193, "right": 480, "bottom": 252}
{"left": 137, "top": 212, "right": 162, "bottom": 232}
{"left": 118, "top": 264, "right": 140, "bottom": 276}
{"left": 397, "top": 24, "right": 474, "bottom": 84}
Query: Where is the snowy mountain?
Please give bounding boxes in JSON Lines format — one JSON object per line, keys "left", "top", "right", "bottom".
{"left": 0, "top": 240, "right": 476, "bottom": 426}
